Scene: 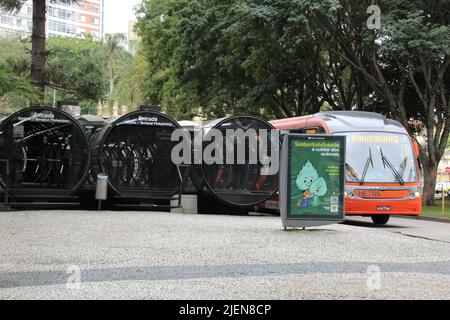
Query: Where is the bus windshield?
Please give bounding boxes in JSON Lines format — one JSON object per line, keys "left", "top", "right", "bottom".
{"left": 343, "top": 132, "right": 418, "bottom": 184}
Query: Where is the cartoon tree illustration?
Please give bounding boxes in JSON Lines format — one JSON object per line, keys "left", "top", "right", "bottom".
{"left": 296, "top": 161, "right": 318, "bottom": 190}
{"left": 310, "top": 177, "right": 328, "bottom": 207}
{"left": 296, "top": 161, "right": 319, "bottom": 207}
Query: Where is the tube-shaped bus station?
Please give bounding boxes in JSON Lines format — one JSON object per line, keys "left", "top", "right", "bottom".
{"left": 0, "top": 107, "right": 422, "bottom": 224}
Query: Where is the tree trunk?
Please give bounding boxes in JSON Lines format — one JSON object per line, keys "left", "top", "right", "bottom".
{"left": 109, "top": 76, "right": 114, "bottom": 98}
{"left": 422, "top": 160, "right": 438, "bottom": 206}
{"left": 31, "top": 0, "right": 47, "bottom": 100}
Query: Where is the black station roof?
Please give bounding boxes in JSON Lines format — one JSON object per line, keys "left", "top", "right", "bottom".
{"left": 315, "top": 111, "right": 408, "bottom": 134}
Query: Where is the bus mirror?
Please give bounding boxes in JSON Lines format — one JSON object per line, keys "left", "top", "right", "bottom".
{"left": 412, "top": 140, "right": 420, "bottom": 157}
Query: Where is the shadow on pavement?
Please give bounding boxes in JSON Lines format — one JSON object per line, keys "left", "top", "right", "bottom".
{"left": 1, "top": 260, "right": 449, "bottom": 289}
{"left": 283, "top": 228, "right": 338, "bottom": 233}
{"left": 343, "top": 219, "right": 407, "bottom": 229}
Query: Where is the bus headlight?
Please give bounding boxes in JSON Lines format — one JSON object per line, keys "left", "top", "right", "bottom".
{"left": 410, "top": 192, "right": 421, "bottom": 199}
{"left": 346, "top": 192, "right": 355, "bottom": 199}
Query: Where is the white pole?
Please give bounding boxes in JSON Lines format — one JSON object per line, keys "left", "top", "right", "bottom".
{"left": 53, "top": 89, "right": 56, "bottom": 108}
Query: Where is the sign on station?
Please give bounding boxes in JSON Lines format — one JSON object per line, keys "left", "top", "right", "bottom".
{"left": 279, "top": 134, "right": 346, "bottom": 229}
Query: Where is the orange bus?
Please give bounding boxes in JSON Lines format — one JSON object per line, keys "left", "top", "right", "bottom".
{"left": 267, "top": 111, "right": 422, "bottom": 225}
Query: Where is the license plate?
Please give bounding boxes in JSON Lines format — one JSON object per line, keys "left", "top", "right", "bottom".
{"left": 356, "top": 189, "right": 410, "bottom": 199}
{"left": 265, "top": 200, "right": 279, "bottom": 210}
{"left": 377, "top": 206, "right": 391, "bottom": 211}
{"left": 359, "top": 190, "right": 382, "bottom": 198}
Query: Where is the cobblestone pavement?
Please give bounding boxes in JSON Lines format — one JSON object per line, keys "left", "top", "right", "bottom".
{"left": 0, "top": 211, "right": 449, "bottom": 299}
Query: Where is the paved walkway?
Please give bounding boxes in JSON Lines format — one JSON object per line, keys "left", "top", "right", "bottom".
{"left": 0, "top": 211, "right": 449, "bottom": 299}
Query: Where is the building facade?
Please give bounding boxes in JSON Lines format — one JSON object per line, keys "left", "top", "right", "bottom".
{"left": 437, "top": 149, "right": 450, "bottom": 183}
{"left": 0, "top": 0, "right": 104, "bottom": 40}
{"left": 127, "top": 20, "right": 138, "bottom": 55}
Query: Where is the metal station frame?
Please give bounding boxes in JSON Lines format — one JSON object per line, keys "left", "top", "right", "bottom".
{"left": 190, "top": 115, "right": 281, "bottom": 209}
{"left": 0, "top": 107, "right": 91, "bottom": 208}
{"left": 90, "top": 110, "right": 191, "bottom": 210}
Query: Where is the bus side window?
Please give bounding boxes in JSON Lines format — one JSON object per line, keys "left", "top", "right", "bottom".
{"left": 417, "top": 157, "right": 424, "bottom": 185}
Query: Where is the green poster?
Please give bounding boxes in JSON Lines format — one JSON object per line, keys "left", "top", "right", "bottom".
{"left": 287, "top": 135, "right": 345, "bottom": 219}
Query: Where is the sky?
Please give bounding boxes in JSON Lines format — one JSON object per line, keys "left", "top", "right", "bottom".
{"left": 103, "top": 0, "right": 141, "bottom": 34}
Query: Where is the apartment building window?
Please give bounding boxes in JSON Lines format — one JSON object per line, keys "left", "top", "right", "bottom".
{"left": 55, "top": 0, "right": 86, "bottom": 10}
{"left": 81, "top": 15, "right": 96, "bottom": 25}
{"left": 1, "top": 16, "right": 14, "bottom": 25}
{"left": 89, "top": 5, "right": 99, "bottom": 13}
{"left": 48, "top": 7, "right": 75, "bottom": 21}
{"left": 48, "top": 20, "right": 76, "bottom": 34}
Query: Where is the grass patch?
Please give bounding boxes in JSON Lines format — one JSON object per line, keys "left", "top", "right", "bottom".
{"left": 423, "top": 197, "right": 450, "bottom": 218}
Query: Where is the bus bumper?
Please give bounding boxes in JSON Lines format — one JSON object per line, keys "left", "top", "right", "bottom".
{"left": 345, "top": 197, "right": 422, "bottom": 216}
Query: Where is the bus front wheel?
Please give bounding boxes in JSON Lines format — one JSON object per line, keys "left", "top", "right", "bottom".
{"left": 371, "top": 215, "right": 390, "bottom": 225}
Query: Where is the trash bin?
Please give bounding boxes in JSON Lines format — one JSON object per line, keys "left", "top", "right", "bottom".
{"left": 95, "top": 174, "right": 108, "bottom": 200}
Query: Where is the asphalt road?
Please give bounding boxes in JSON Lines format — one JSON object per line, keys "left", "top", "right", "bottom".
{"left": 0, "top": 210, "right": 449, "bottom": 300}
{"left": 345, "top": 216, "right": 450, "bottom": 243}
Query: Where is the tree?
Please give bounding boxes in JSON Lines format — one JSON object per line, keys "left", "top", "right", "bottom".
{"left": 136, "top": 0, "right": 449, "bottom": 204}
{"left": 0, "top": 33, "right": 134, "bottom": 115}
{"left": 102, "top": 33, "right": 131, "bottom": 105}
{"left": 0, "top": 0, "right": 75, "bottom": 99}
{"left": 114, "top": 47, "right": 149, "bottom": 109}
{"left": 0, "top": 35, "right": 38, "bottom": 113}
{"left": 46, "top": 36, "right": 109, "bottom": 101}
{"left": 135, "top": 0, "right": 367, "bottom": 118}
{"left": 136, "top": 0, "right": 237, "bottom": 119}
{"left": 0, "top": 63, "right": 38, "bottom": 113}
{"left": 303, "top": 0, "right": 449, "bottom": 205}
{"left": 135, "top": 0, "right": 326, "bottom": 119}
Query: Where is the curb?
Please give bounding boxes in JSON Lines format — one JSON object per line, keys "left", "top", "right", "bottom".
{"left": 0, "top": 204, "right": 10, "bottom": 212}
{"left": 397, "top": 215, "right": 450, "bottom": 224}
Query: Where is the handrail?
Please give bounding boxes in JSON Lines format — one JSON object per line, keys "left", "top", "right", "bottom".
{"left": 174, "top": 164, "right": 189, "bottom": 208}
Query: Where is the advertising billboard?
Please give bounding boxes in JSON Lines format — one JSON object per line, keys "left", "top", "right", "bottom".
{"left": 280, "top": 134, "right": 346, "bottom": 229}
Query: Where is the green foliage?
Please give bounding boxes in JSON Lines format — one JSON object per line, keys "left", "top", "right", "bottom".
{"left": 0, "top": 64, "right": 36, "bottom": 98}
{"left": 114, "top": 47, "right": 150, "bottom": 111}
{"left": 0, "top": 0, "right": 26, "bottom": 12}
{"left": 135, "top": 0, "right": 448, "bottom": 120}
{"left": 1, "top": 0, "right": 448, "bottom": 205}
{"left": 134, "top": 0, "right": 369, "bottom": 119}
{"left": 0, "top": 0, "right": 80, "bottom": 99}
{"left": 0, "top": 63, "right": 38, "bottom": 114}
{"left": 0, "top": 33, "right": 137, "bottom": 112}
{"left": 46, "top": 36, "right": 109, "bottom": 101}
{"left": 101, "top": 33, "right": 133, "bottom": 106}
{"left": 0, "top": 33, "right": 140, "bottom": 111}
{"left": 0, "top": 36, "right": 38, "bottom": 113}
{"left": 135, "top": 0, "right": 449, "bottom": 205}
